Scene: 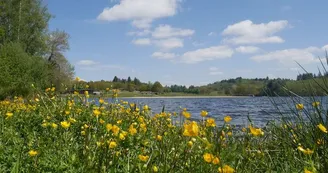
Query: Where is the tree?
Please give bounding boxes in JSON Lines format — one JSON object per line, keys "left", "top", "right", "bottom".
{"left": 46, "top": 29, "right": 74, "bottom": 90}
{"left": 151, "top": 81, "right": 163, "bottom": 93}
{"left": 127, "top": 76, "right": 131, "bottom": 83}
{"left": 0, "top": 42, "right": 47, "bottom": 99}
{"left": 0, "top": 0, "right": 51, "bottom": 55}
{"left": 113, "top": 76, "right": 118, "bottom": 82}
{"left": 133, "top": 77, "right": 141, "bottom": 85}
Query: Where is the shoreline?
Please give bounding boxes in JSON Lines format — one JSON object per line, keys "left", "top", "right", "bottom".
{"left": 118, "top": 96, "right": 252, "bottom": 99}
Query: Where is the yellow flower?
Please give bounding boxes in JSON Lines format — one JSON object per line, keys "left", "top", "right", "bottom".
{"left": 51, "top": 87, "right": 55, "bottom": 92}
{"left": 28, "top": 150, "right": 38, "bottom": 157}
{"left": 304, "top": 168, "right": 313, "bottom": 173}
{"left": 296, "top": 104, "right": 304, "bottom": 110}
{"left": 182, "top": 111, "right": 191, "bottom": 119}
{"left": 200, "top": 110, "right": 208, "bottom": 117}
{"left": 51, "top": 123, "right": 58, "bottom": 129}
{"left": 212, "top": 157, "right": 220, "bottom": 165}
{"left": 75, "top": 77, "right": 81, "bottom": 82}
{"left": 81, "top": 131, "right": 86, "bottom": 136}
{"left": 86, "top": 85, "right": 89, "bottom": 88}
{"left": 96, "top": 142, "right": 103, "bottom": 147}
{"left": 119, "top": 133, "right": 126, "bottom": 140}
{"left": 106, "top": 124, "right": 113, "bottom": 131}
{"left": 249, "top": 125, "right": 264, "bottom": 136}
{"left": 106, "top": 87, "right": 110, "bottom": 91}
{"left": 109, "top": 141, "right": 117, "bottom": 149}
{"left": 6, "top": 112, "right": 13, "bottom": 119}
{"left": 153, "top": 166, "right": 158, "bottom": 172}
{"left": 218, "top": 165, "right": 235, "bottom": 173}
{"left": 224, "top": 116, "right": 232, "bottom": 123}
{"left": 93, "top": 109, "right": 101, "bottom": 117}
{"left": 242, "top": 127, "right": 247, "bottom": 132}
{"left": 42, "top": 122, "right": 49, "bottom": 127}
{"left": 138, "top": 155, "right": 149, "bottom": 162}
{"left": 297, "top": 146, "right": 314, "bottom": 155}
{"left": 112, "top": 125, "right": 120, "bottom": 136}
{"left": 140, "top": 123, "right": 147, "bottom": 133}
{"left": 60, "top": 121, "right": 71, "bottom": 129}
{"left": 183, "top": 121, "right": 199, "bottom": 137}
{"left": 99, "top": 99, "right": 104, "bottom": 104}
{"left": 128, "top": 125, "right": 137, "bottom": 135}
{"left": 312, "top": 101, "right": 320, "bottom": 107}
{"left": 227, "top": 131, "right": 232, "bottom": 136}
{"left": 99, "top": 119, "right": 105, "bottom": 124}
{"left": 317, "top": 139, "right": 324, "bottom": 145}
{"left": 65, "top": 110, "right": 70, "bottom": 115}
{"left": 84, "top": 91, "right": 89, "bottom": 95}
{"left": 143, "top": 105, "right": 149, "bottom": 111}
{"left": 206, "top": 118, "right": 216, "bottom": 127}
{"left": 187, "top": 141, "right": 193, "bottom": 147}
{"left": 156, "top": 135, "right": 162, "bottom": 141}
{"left": 317, "top": 123, "right": 327, "bottom": 133}
{"left": 68, "top": 117, "right": 76, "bottom": 123}
{"left": 203, "top": 153, "right": 214, "bottom": 163}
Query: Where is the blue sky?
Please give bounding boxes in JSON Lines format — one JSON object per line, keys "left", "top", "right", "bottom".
{"left": 46, "top": 0, "right": 328, "bottom": 86}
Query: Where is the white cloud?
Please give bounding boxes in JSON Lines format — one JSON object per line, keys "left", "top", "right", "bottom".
{"left": 209, "top": 67, "right": 223, "bottom": 75}
{"left": 179, "top": 45, "right": 234, "bottom": 64}
{"left": 154, "top": 37, "right": 183, "bottom": 50}
{"left": 192, "top": 41, "right": 205, "bottom": 47}
{"left": 322, "top": 45, "right": 328, "bottom": 51}
{"left": 152, "top": 25, "right": 194, "bottom": 39}
{"left": 208, "top": 32, "right": 217, "bottom": 36}
{"left": 152, "top": 52, "right": 177, "bottom": 59}
{"left": 290, "top": 67, "right": 299, "bottom": 71}
{"left": 209, "top": 71, "right": 223, "bottom": 75}
{"left": 127, "top": 30, "right": 151, "bottom": 36}
{"left": 251, "top": 47, "right": 322, "bottom": 65}
{"left": 97, "top": 0, "right": 181, "bottom": 28}
{"left": 132, "top": 38, "right": 151, "bottom": 45}
{"left": 222, "top": 20, "right": 288, "bottom": 44}
{"left": 235, "top": 46, "right": 260, "bottom": 54}
{"left": 131, "top": 19, "right": 153, "bottom": 29}
{"left": 77, "top": 60, "right": 98, "bottom": 66}
{"left": 209, "top": 67, "right": 219, "bottom": 71}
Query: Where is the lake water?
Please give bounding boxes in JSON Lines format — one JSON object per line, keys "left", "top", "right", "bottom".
{"left": 98, "top": 96, "right": 326, "bottom": 127}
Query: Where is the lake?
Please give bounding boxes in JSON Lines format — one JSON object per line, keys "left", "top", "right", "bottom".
{"left": 97, "top": 96, "right": 326, "bottom": 127}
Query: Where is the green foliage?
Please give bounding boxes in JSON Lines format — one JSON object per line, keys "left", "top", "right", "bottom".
{"left": 151, "top": 81, "right": 163, "bottom": 93}
{"left": 0, "top": 0, "right": 74, "bottom": 98}
{"left": 0, "top": 42, "right": 44, "bottom": 99}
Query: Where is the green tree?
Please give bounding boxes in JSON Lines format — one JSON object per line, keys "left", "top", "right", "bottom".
{"left": 0, "top": 0, "right": 51, "bottom": 55}
{"left": 113, "top": 76, "right": 118, "bottom": 82}
{"left": 46, "top": 29, "right": 74, "bottom": 91}
{"left": 0, "top": 42, "right": 45, "bottom": 98}
{"left": 151, "top": 81, "right": 163, "bottom": 93}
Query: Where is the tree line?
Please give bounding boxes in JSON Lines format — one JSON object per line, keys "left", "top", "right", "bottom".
{"left": 0, "top": 0, "right": 74, "bottom": 99}
{"left": 84, "top": 73, "right": 328, "bottom": 96}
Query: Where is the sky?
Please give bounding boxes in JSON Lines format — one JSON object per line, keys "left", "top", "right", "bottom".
{"left": 45, "top": 0, "right": 328, "bottom": 86}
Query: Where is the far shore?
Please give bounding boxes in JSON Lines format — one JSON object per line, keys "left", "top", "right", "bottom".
{"left": 118, "top": 95, "right": 253, "bottom": 99}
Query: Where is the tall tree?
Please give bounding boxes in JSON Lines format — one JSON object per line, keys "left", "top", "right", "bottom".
{"left": 0, "top": 0, "right": 51, "bottom": 55}
{"left": 113, "top": 76, "right": 118, "bottom": 82}
{"left": 46, "top": 29, "right": 74, "bottom": 90}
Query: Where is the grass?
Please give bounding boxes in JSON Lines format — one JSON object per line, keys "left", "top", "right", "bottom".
{"left": 0, "top": 84, "right": 327, "bottom": 173}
